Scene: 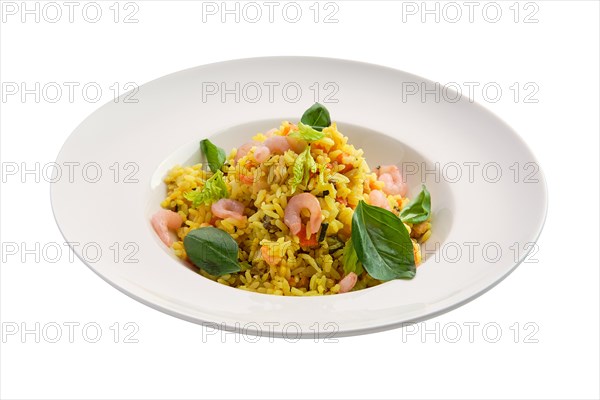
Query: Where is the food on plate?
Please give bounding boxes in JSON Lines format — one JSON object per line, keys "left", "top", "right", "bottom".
{"left": 152, "top": 103, "right": 432, "bottom": 296}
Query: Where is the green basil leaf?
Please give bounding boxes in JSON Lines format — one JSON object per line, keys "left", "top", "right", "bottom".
{"left": 342, "top": 238, "right": 364, "bottom": 276}
{"left": 200, "top": 139, "right": 226, "bottom": 173}
{"left": 300, "top": 102, "right": 331, "bottom": 132}
{"left": 183, "top": 170, "right": 228, "bottom": 206}
{"left": 352, "top": 200, "right": 415, "bottom": 281}
{"left": 400, "top": 185, "right": 431, "bottom": 224}
{"left": 288, "top": 123, "right": 325, "bottom": 142}
{"left": 183, "top": 227, "right": 241, "bottom": 276}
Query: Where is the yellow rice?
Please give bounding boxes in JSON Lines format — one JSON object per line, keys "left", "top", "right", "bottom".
{"left": 161, "top": 122, "right": 431, "bottom": 296}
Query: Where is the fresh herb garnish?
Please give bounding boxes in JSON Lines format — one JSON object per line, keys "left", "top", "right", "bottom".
{"left": 291, "top": 147, "right": 309, "bottom": 193}
{"left": 318, "top": 223, "right": 329, "bottom": 242}
{"left": 290, "top": 146, "right": 317, "bottom": 193}
{"left": 351, "top": 201, "right": 415, "bottom": 281}
{"left": 183, "top": 227, "right": 241, "bottom": 276}
{"left": 342, "top": 237, "right": 364, "bottom": 276}
{"left": 300, "top": 102, "right": 331, "bottom": 132}
{"left": 200, "top": 139, "right": 226, "bottom": 173}
{"left": 400, "top": 185, "right": 431, "bottom": 224}
{"left": 183, "top": 170, "right": 228, "bottom": 206}
{"left": 288, "top": 122, "right": 325, "bottom": 142}
{"left": 304, "top": 149, "right": 317, "bottom": 186}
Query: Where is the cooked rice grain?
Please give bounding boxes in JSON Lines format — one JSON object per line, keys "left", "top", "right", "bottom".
{"left": 162, "top": 122, "right": 431, "bottom": 295}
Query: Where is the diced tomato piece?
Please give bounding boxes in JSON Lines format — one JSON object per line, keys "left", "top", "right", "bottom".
{"left": 335, "top": 153, "right": 353, "bottom": 173}
{"left": 297, "top": 225, "right": 318, "bottom": 247}
{"left": 281, "top": 124, "right": 292, "bottom": 136}
{"left": 336, "top": 197, "right": 348, "bottom": 206}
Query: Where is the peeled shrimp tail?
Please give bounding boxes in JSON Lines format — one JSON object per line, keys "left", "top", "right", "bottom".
{"left": 284, "top": 193, "right": 323, "bottom": 236}
{"left": 211, "top": 199, "right": 246, "bottom": 221}
{"left": 235, "top": 141, "right": 259, "bottom": 163}
{"left": 151, "top": 209, "right": 183, "bottom": 247}
{"left": 369, "top": 190, "right": 391, "bottom": 210}
{"left": 254, "top": 146, "right": 271, "bottom": 163}
{"left": 263, "top": 136, "right": 291, "bottom": 154}
{"left": 339, "top": 272, "right": 358, "bottom": 293}
{"left": 376, "top": 164, "right": 408, "bottom": 196}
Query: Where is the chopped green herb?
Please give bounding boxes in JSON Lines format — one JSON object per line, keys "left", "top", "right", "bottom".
{"left": 290, "top": 146, "right": 317, "bottom": 193}
{"left": 184, "top": 170, "right": 228, "bottom": 206}
{"left": 318, "top": 223, "right": 329, "bottom": 242}
{"left": 400, "top": 185, "right": 431, "bottom": 224}
{"left": 288, "top": 122, "right": 325, "bottom": 142}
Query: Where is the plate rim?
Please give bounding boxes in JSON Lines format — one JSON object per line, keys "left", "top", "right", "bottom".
{"left": 50, "top": 56, "right": 549, "bottom": 338}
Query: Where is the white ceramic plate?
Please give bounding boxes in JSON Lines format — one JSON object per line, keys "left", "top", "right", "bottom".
{"left": 51, "top": 57, "right": 547, "bottom": 338}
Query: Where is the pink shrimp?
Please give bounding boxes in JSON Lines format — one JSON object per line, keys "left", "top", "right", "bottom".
{"left": 254, "top": 146, "right": 271, "bottom": 163}
{"left": 151, "top": 209, "right": 183, "bottom": 247}
{"left": 265, "top": 135, "right": 307, "bottom": 154}
{"left": 369, "top": 189, "right": 391, "bottom": 211}
{"left": 284, "top": 193, "right": 323, "bottom": 236}
{"left": 211, "top": 199, "right": 246, "bottom": 221}
{"left": 237, "top": 133, "right": 306, "bottom": 164}
{"left": 286, "top": 136, "right": 307, "bottom": 153}
{"left": 234, "top": 141, "right": 259, "bottom": 163}
{"left": 339, "top": 272, "right": 358, "bottom": 293}
{"left": 263, "top": 135, "right": 292, "bottom": 154}
{"left": 265, "top": 128, "right": 278, "bottom": 137}
{"left": 376, "top": 164, "right": 408, "bottom": 196}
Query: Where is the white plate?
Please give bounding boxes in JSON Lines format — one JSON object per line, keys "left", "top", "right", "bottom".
{"left": 51, "top": 57, "right": 547, "bottom": 338}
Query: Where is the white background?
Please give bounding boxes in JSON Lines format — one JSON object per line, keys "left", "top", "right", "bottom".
{"left": 1, "top": 1, "right": 599, "bottom": 399}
